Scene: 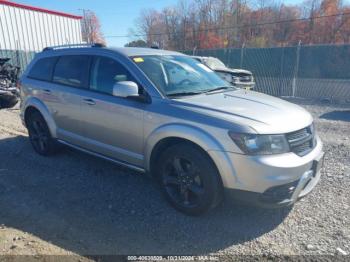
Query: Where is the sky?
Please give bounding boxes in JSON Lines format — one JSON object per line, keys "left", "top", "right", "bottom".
{"left": 10, "top": 0, "right": 347, "bottom": 47}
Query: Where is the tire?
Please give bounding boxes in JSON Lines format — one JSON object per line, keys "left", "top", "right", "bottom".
{"left": 156, "top": 143, "right": 223, "bottom": 216}
{"left": 0, "top": 96, "right": 18, "bottom": 109}
{"left": 27, "top": 111, "right": 59, "bottom": 156}
{"left": 0, "top": 88, "right": 19, "bottom": 109}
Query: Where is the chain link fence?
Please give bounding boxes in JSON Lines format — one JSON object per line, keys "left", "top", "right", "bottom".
{"left": 1, "top": 43, "right": 350, "bottom": 103}
{"left": 183, "top": 44, "right": 350, "bottom": 102}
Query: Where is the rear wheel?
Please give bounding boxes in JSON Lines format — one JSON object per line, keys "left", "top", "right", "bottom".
{"left": 157, "top": 143, "right": 223, "bottom": 216}
{"left": 27, "top": 111, "right": 59, "bottom": 156}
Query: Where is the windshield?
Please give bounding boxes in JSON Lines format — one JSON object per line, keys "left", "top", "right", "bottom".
{"left": 205, "top": 57, "right": 226, "bottom": 70}
{"left": 131, "top": 55, "right": 233, "bottom": 97}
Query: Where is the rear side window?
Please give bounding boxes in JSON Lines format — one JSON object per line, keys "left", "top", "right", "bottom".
{"left": 90, "top": 56, "right": 136, "bottom": 95}
{"left": 28, "top": 57, "right": 57, "bottom": 81}
{"left": 53, "top": 55, "right": 90, "bottom": 88}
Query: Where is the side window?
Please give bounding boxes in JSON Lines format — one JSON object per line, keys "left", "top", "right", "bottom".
{"left": 90, "top": 56, "right": 136, "bottom": 95}
{"left": 28, "top": 57, "right": 57, "bottom": 81}
{"left": 53, "top": 55, "right": 90, "bottom": 88}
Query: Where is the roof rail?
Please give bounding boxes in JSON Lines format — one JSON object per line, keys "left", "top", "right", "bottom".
{"left": 42, "top": 43, "right": 105, "bottom": 51}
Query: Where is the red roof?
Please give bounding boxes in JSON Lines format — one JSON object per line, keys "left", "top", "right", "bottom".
{"left": 0, "top": 0, "right": 82, "bottom": 19}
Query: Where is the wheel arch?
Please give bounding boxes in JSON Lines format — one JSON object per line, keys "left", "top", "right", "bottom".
{"left": 145, "top": 123, "right": 225, "bottom": 175}
{"left": 23, "top": 97, "right": 57, "bottom": 138}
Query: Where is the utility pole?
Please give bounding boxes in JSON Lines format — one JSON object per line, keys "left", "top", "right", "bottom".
{"left": 78, "top": 9, "right": 91, "bottom": 43}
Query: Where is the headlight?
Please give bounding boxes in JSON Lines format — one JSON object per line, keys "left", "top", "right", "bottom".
{"left": 228, "top": 132, "right": 290, "bottom": 155}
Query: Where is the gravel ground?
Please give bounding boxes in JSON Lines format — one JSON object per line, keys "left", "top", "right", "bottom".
{"left": 0, "top": 99, "right": 349, "bottom": 259}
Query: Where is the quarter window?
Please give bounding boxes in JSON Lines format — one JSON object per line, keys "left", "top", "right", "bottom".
{"left": 28, "top": 57, "right": 57, "bottom": 81}
{"left": 90, "top": 56, "right": 135, "bottom": 95}
{"left": 53, "top": 55, "right": 90, "bottom": 88}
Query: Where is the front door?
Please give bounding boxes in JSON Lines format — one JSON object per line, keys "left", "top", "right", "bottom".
{"left": 79, "top": 55, "right": 145, "bottom": 167}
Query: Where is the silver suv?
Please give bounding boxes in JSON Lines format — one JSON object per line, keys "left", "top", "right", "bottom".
{"left": 20, "top": 44, "right": 324, "bottom": 215}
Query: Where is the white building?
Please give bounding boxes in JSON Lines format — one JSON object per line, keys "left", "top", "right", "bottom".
{"left": 0, "top": 0, "right": 83, "bottom": 52}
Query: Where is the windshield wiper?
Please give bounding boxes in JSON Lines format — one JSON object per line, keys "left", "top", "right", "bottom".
{"left": 167, "top": 86, "right": 234, "bottom": 97}
{"left": 204, "top": 86, "right": 234, "bottom": 94}
{"left": 167, "top": 91, "right": 204, "bottom": 97}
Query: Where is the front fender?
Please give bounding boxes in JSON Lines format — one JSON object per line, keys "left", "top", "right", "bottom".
{"left": 21, "top": 97, "right": 57, "bottom": 138}
{"left": 144, "top": 123, "right": 225, "bottom": 172}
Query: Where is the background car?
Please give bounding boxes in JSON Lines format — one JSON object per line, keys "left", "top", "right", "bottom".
{"left": 192, "top": 56, "right": 255, "bottom": 90}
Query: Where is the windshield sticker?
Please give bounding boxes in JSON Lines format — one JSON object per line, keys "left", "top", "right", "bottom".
{"left": 133, "top": 57, "right": 144, "bottom": 63}
{"left": 197, "top": 63, "right": 212, "bottom": 72}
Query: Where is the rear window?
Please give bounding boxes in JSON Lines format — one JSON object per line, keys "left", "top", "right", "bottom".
{"left": 53, "top": 55, "right": 90, "bottom": 88}
{"left": 28, "top": 57, "right": 57, "bottom": 81}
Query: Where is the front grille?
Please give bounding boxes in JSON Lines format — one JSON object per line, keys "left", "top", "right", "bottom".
{"left": 286, "top": 125, "right": 316, "bottom": 156}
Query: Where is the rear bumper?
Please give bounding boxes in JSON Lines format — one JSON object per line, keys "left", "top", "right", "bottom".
{"left": 225, "top": 151, "right": 324, "bottom": 208}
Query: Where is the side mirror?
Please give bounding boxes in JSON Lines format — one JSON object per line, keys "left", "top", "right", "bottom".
{"left": 112, "top": 81, "right": 139, "bottom": 98}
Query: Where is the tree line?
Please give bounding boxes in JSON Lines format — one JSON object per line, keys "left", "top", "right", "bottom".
{"left": 126, "top": 0, "right": 350, "bottom": 50}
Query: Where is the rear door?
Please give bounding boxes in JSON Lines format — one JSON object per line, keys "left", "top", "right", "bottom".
{"left": 49, "top": 55, "right": 91, "bottom": 145}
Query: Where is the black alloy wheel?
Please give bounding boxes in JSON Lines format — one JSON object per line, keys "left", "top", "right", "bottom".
{"left": 157, "top": 143, "right": 223, "bottom": 215}
{"left": 163, "top": 156, "right": 205, "bottom": 208}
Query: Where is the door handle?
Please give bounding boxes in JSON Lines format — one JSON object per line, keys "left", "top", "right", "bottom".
{"left": 43, "top": 89, "right": 51, "bottom": 94}
{"left": 83, "top": 98, "right": 96, "bottom": 105}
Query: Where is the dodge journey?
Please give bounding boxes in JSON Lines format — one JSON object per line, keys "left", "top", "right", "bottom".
{"left": 20, "top": 44, "right": 324, "bottom": 215}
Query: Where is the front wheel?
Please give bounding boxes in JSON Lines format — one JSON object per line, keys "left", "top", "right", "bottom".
{"left": 157, "top": 143, "right": 223, "bottom": 216}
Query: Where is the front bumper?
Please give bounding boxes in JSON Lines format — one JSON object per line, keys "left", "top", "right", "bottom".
{"left": 225, "top": 152, "right": 324, "bottom": 208}
{"left": 208, "top": 135, "right": 324, "bottom": 207}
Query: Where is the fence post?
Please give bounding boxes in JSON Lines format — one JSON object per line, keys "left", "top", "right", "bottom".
{"left": 192, "top": 46, "right": 197, "bottom": 56}
{"left": 292, "top": 40, "right": 301, "bottom": 97}
{"left": 240, "top": 42, "right": 245, "bottom": 68}
{"left": 15, "top": 40, "right": 20, "bottom": 69}
{"left": 228, "top": 48, "right": 231, "bottom": 68}
{"left": 279, "top": 46, "right": 285, "bottom": 97}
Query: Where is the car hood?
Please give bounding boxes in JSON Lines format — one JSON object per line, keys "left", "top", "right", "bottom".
{"left": 212, "top": 67, "right": 252, "bottom": 75}
{"left": 173, "top": 90, "right": 313, "bottom": 134}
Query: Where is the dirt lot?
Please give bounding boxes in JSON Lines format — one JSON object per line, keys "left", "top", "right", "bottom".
{"left": 0, "top": 99, "right": 349, "bottom": 259}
